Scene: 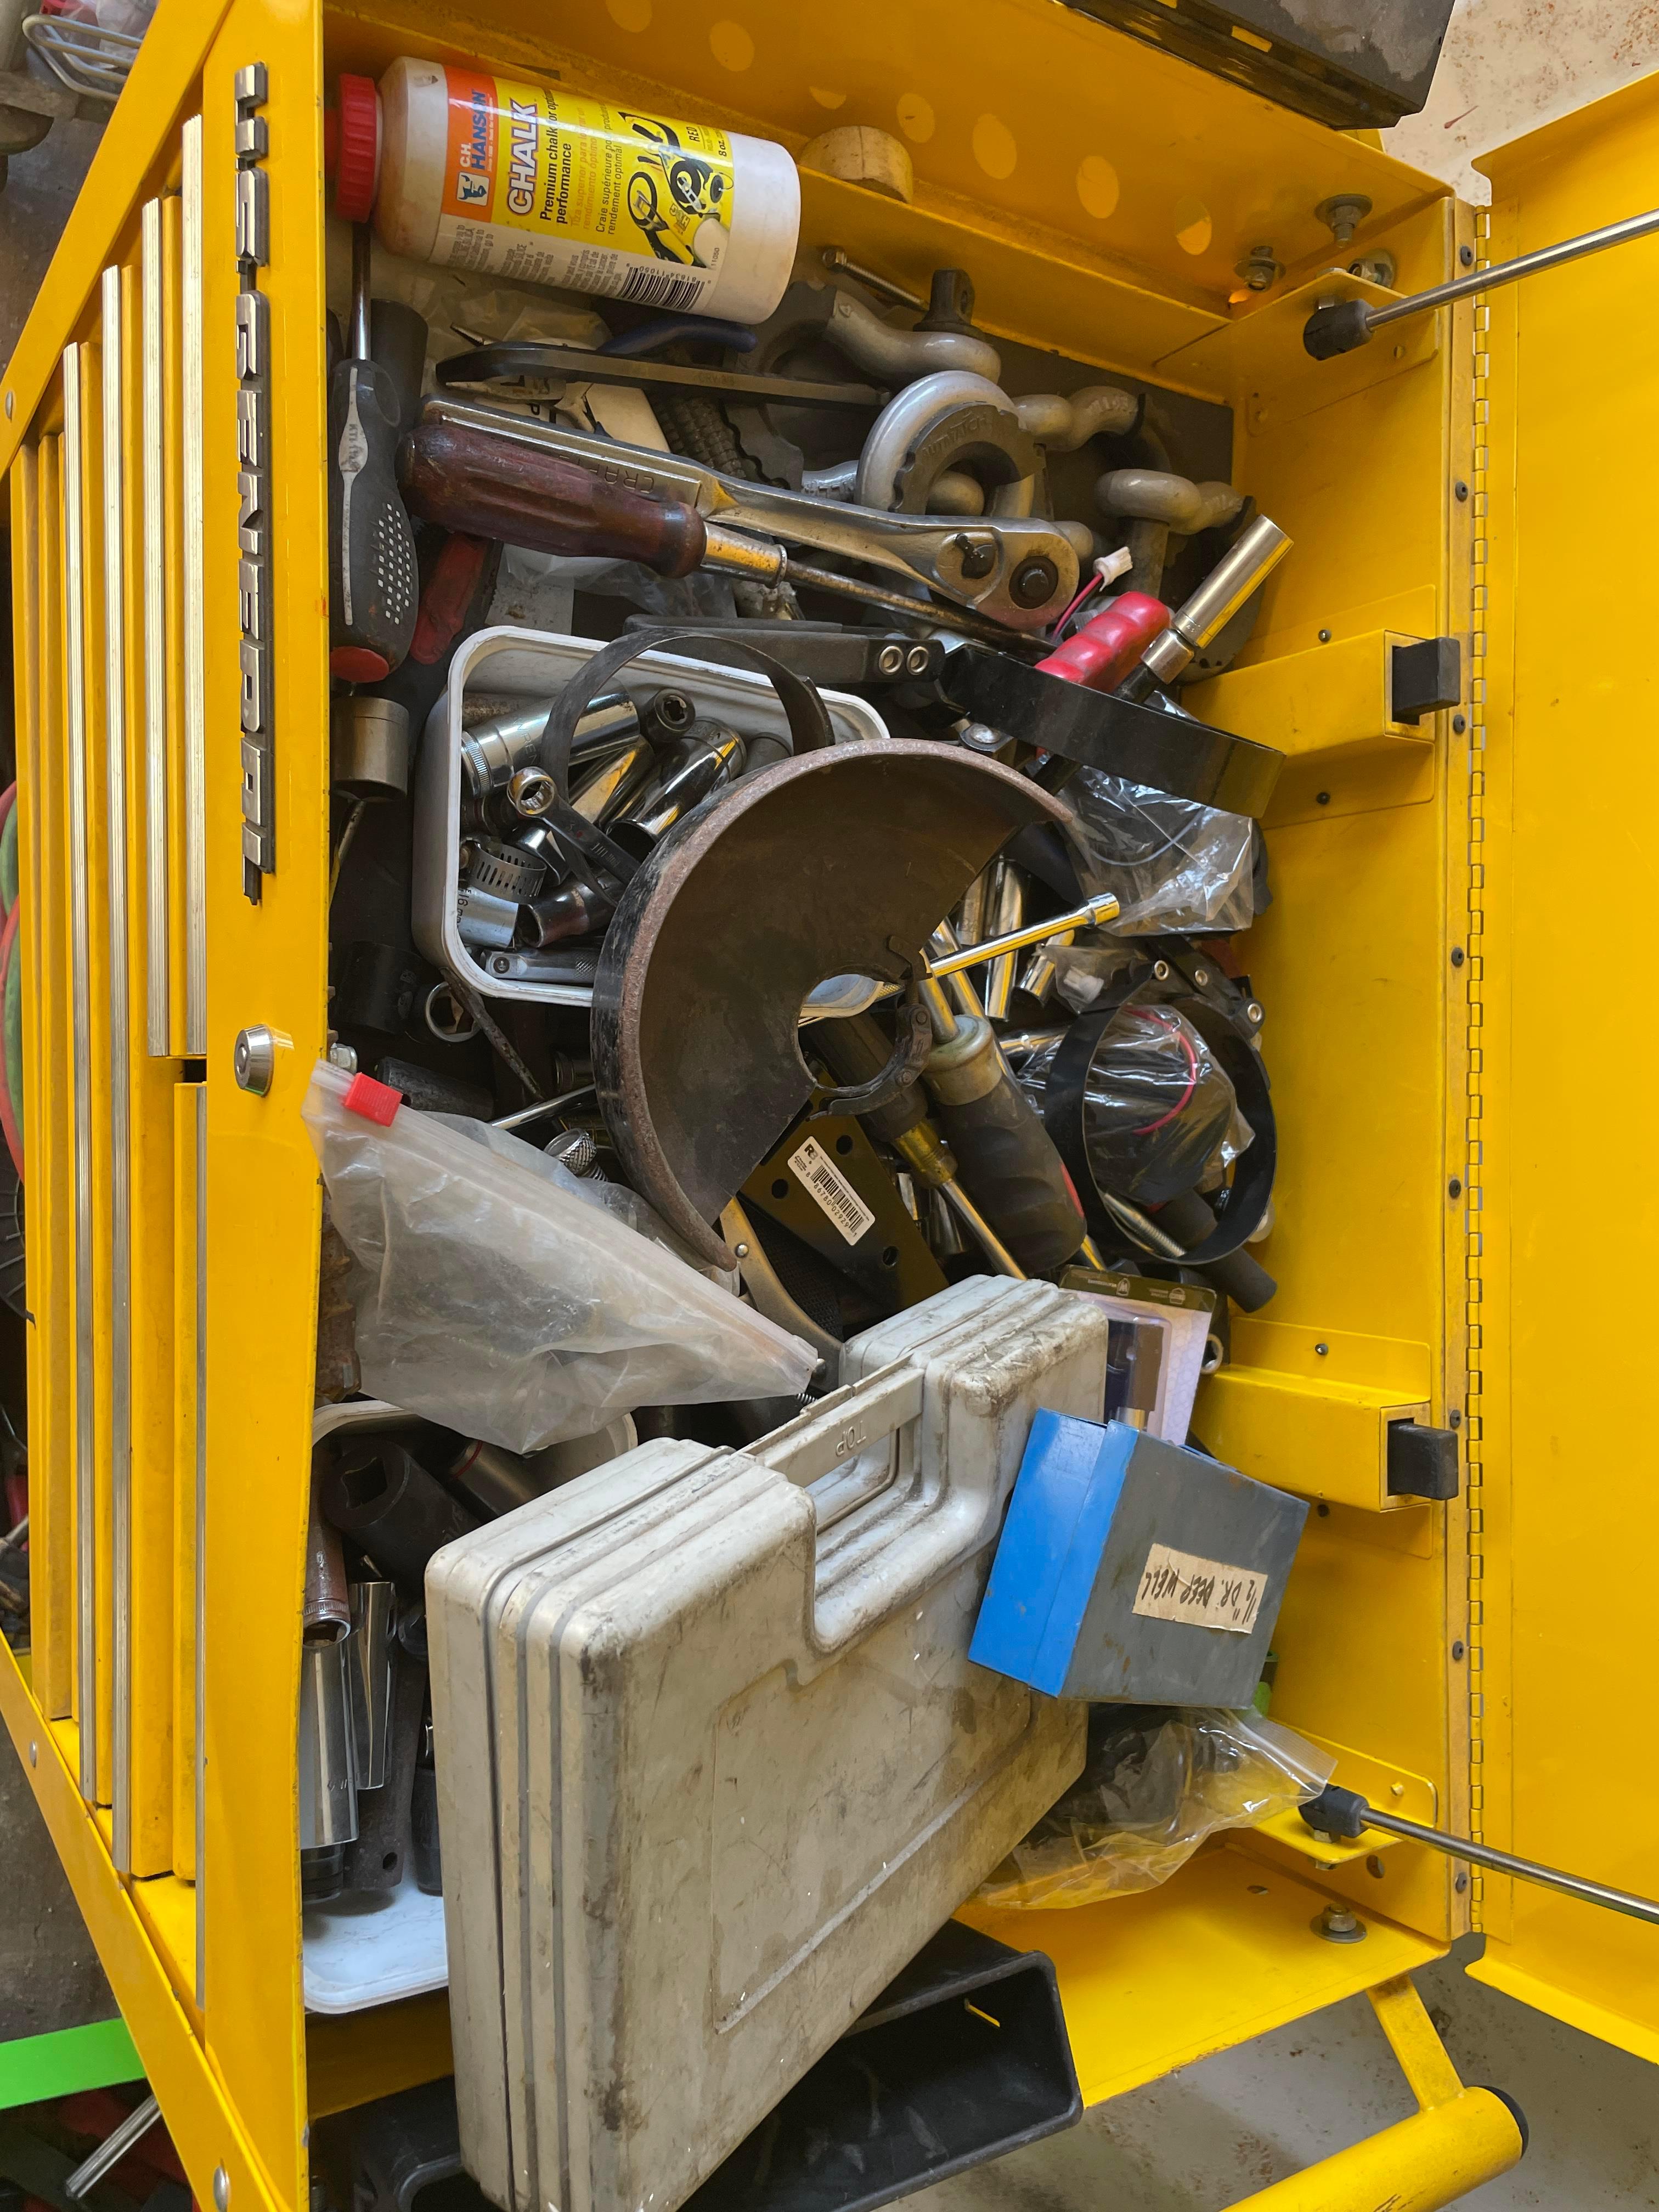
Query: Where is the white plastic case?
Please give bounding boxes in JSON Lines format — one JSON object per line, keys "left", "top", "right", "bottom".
{"left": 427, "top": 1280, "right": 1109, "bottom": 2212}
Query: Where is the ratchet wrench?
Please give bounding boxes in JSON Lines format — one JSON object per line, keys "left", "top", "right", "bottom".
{"left": 406, "top": 397, "right": 1079, "bottom": 633}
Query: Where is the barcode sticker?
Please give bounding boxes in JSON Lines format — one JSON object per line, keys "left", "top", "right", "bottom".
{"left": 618, "top": 266, "right": 707, "bottom": 312}
{"left": 1132, "top": 1543, "right": 1264, "bottom": 1635}
{"left": 788, "top": 1136, "right": 876, "bottom": 1248}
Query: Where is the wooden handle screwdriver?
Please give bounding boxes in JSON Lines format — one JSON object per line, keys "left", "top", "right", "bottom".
{"left": 397, "top": 413, "right": 1039, "bottom": 648}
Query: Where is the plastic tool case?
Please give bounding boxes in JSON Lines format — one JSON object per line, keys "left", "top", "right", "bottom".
{"left": 427, "top": 1280, "right": 1108, "bottom": 2212}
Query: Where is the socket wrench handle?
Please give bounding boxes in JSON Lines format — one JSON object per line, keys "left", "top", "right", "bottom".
{"left": 1305, "top": 201, "right": 1659, "bottom": 359}
{"left": 924, "top": 891, "right": 1119, "bottom": 979}
{"left": 399, "top": 410, "right": 708, "bottom": 577}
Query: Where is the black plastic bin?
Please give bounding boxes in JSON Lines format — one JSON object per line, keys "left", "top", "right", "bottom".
{"left": 685, "top": 1921, "right": 1082, "bottom": 2212}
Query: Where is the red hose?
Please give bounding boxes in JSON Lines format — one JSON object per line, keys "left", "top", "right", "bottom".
{"left": 0, "top": 900, "right": 24, "bottom": 1178}
{"left": 1127, "top": 1006, "right": 1200, "bottom": 1137}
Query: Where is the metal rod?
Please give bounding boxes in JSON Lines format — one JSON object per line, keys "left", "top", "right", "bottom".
{"left": 329, "top": 798, "right": 367, "bottom": 902}
{"left": 1098, "top": 1186, "right": 1186, "bottom": 1260}
{"left": 928, "top": 922, "right": 985, "bottom": 1022}
{"left": 782, "top": 555, "right": 1043, "bottom": 650}
{"left": 1353, "top": 1801, "right": 1659, "bottom": 1931}
{"left": 101, "top": 259, "right": 134, "bottom": 1872}
{"left": 64, "top": 2094, "right": 161, "bottom": 2200}
{"left": 350, "top": 223, "right": 372, "bottom": 362}
{"left": 820, "top": 246, "right": 923, "bottom": 311}
{"left": 139, "top": 199, "right": 168, "bottom": 1055}
{"left": 1369, "top": 204, "right": 1659, "bottom": 331}
{"left": 923, "top": 892, "right": 1119, "bottom": 979}
{"left": 63, "top": 341, "right": 97, "bottom": 1807}
{"left": 491, "top": 1084, "right": 597, "bottom": 1133}
{"left": 180, "top": 116, "right": 206, "bottom": 1054}
{"left": 939, "top": 1177, "right": 1025, "bottom": 1278}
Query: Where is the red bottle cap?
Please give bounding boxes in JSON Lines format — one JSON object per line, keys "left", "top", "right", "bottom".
{"left": 330, "top": 646, "right": 391, "bottom": 683}
{"left": 331, "top": 74, "right": 381, "bottom": 223}
{"left": 343, "top": 1072, "right": 402, "bottom": 1126}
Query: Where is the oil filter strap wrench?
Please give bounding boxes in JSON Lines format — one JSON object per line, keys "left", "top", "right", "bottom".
{"left": 1043, "top": 955, "right": 1276, "bottom": 1269}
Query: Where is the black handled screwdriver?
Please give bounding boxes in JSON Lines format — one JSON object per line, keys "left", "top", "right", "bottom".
{"left": 329, "top": 225, "right": 419, "bottom": 682}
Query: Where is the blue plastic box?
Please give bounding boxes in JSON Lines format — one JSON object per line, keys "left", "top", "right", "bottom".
{"left": 968, "top": 1412, "right": 1307, "bottom": 1706}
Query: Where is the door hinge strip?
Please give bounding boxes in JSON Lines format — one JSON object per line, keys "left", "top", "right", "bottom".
{"left": 1464, "top": 205, "right": 1491, "bottom": 1923}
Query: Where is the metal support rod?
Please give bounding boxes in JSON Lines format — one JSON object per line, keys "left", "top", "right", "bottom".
{"left": 1371, "top": 205, "right": 1659, "bottom": 329}
{"left": 64, "top": 2094, "right": 161, "bottom": 2201}
{"left": 1323, "top": 1796, "right": 1659, "bottom": 1931}
{"left": 1305, "top": 203, "right": 1659, "bottom": 358}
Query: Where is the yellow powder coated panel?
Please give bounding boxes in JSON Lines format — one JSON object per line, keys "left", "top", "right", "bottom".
{"left": 8, "top": 0, "right": 1645, "bottom": 2193}
{"left": 1468, "top": 73, "right": 1659, "bottom": 2057}
{"left": 1199, "top": 1363, "right": 1429, "bottom": 1514}
{"left": 1189, "top": 629, "right": 1431, "bottom": 763}
{"left": 964, "top": 1848, "right": 1444, "bottom": 2106}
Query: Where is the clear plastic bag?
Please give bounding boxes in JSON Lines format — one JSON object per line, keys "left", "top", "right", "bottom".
{"left": 302, "top": 1061, "right": 815, "bottom": 1452}
{"left": 978, "top": 1706, "right": 1335, "bottom": 1910}
{"left": 1065, "top": 771, "right": 1258, "bottom": 935}
{"left": 1016, "top": 1005, "right": 1251, "bottom": 1205}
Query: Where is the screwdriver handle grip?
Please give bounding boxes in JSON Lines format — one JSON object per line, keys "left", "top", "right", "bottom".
{"left": 1035, "top": 590, "right": 1169, "bottom": 691}
{"left": 398, "top": 414, "right": 708, "bottom": 579}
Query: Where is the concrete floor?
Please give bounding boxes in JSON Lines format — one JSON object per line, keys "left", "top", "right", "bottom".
{"left": 913, "top": 1934, "right": 1659, "bottom": 2209}
{"left": 1382, "top": 0, "right": 1659, "bottom": 199}
{"left": 0, "top": 116, "right": 101, "bottom": 368}
{"left": 0, "top": 1725, "right": 114, "bottom": 2041}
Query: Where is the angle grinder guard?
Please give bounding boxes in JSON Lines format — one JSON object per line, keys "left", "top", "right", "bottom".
{"left": 592, "top": 740, "right": 1073, "bottom": 1267}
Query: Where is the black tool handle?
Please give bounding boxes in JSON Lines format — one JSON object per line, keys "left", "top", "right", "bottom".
{"left": 1300, "top": 1782, "right": 1371, "bottom": 1839}
{"left": 1153, "top": 1188, "right": 1278, "bottom": 1312}
{"left": 931, "top": 1079, "right": 1085, "bottom": 1276}
{"left": 1300, "top": 300, "right": 1374, "bottom": 359}
{"left": 330, "top": 354, "right": 420, "bottom": 682}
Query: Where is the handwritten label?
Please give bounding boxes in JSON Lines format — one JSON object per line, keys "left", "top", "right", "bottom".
{"left": 1133, "top": 1543, "right": 1263, "bottom": 1635}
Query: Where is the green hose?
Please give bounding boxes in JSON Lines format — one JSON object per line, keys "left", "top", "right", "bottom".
{"left": 3, "top": 929, "right": 19, "bottom": 1152}
{"left": 0, "top": 805, "right": 18, "bottom": 923}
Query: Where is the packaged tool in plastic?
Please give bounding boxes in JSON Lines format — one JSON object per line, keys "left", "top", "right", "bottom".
{"left": 1057, "top": 1267, "right": 1217, "bottom": 1443}
{"left": 978, "top": 1705, "right": 1336, "bottom": 1910}
{"left": 301, "top": 1059, "right": 815, "bottom": 1451}
{"left": 427, "top": 1278, "right": 1108, "bottom": 2212}
{"left": 1064, "top": 769, "right": 1259, "bottom": 936}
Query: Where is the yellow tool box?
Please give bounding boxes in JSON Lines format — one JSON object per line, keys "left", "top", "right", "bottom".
{"left": 0, "top": 2, "right": 1654, "bottom": 2208}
